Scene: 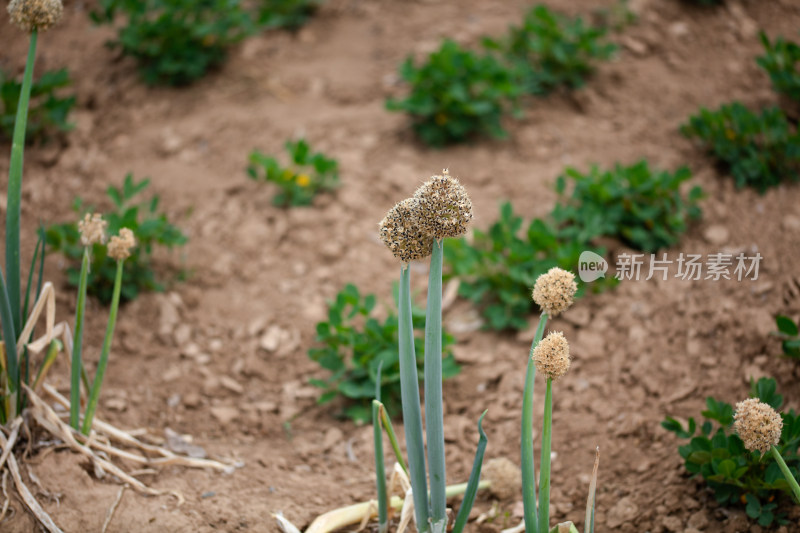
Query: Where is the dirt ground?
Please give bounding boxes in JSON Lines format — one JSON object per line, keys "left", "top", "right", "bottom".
{"left": 2, "top": 0, "right": 800, "bottom": 531}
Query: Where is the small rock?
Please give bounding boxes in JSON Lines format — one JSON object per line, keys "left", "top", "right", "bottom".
{"left": 662, "top": 515, "right": 682, "bottom": 532}
{"left": 563, "top": 306, "right": 591, "bottom": 327}
{"left": 173, "top": 324, "right": 192, "bottom": 346}
{"left": 782, "top": 215, "right": 800, "bottom": 231}
{"left": 572, "top": 330, "right": 606, "bottom": 359}
{"left": 322, "top": 427, "right": 344, "bottom": 451}
{"left": 184, "top": 392, "right": 201, "bottom": 408}
{"left": 669, "top": 21, "right": 689, "bottom": 37}
{"left": 621, "top": 35, "right": 648, "bottom": 56}
{"left": 687, "top": 510, "right": 709, "bottom": 529}
{"left": 162, "top": 366, "right": 182, "bottom": 383}
{"left": 105, "top": 397, "right": 127, "bottom": 412}
{"left": 210, "top": 406, "right": 239, "bottom": 425}
{"left": 165, "top": 428, "right": 207, "bottom": 458}
{"left": 606, "top": 496, "right": 638, "bottom": 528}
{"left": 158, "top": 128, "right": 183, "bottom": 156}
{"left": 220, "top": 376, "right": 244, "bottom": 394}
{"left": 260, "top": 325, "right": 283, "bottom": 352}
{"left": 703, "top": 225, "right": 729, "bottom": 245}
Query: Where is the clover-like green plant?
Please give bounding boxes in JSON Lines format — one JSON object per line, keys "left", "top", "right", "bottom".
{"left": 308, "top": 283, "right": 458, "bottom": 423}
{"left": 91, "top": 0, "right": 254, "bottom": 86}
{"left": 386, "top": 40, "right": 521, "bottom": 147}
{"left": 444, "top": 202, "right": 615, "bottom": 331}
{"left": 663, "top": 378, "right": 800, "bottom": 527}
{"left": 484, "top": 4, "right": 616, "bottom": 96}
{"left": 775, "top": 315, "right": 800, "bottom": 358}
{"left": 681, "top": 103, "right": 800, "bottom": 192}
{"left": 46, "top": 174, "right": 188, "bottom": 303}
{"left": 552, "top": 161, "right": 703, "bottom": 252}
{"left": 757, "top": 32, "right": 800, "bottom": 102}
{"left": 247, "top": 139, "right": 339, "bottom": 207}
{"left": 0, "top": 68, "right": 75, "bottom": 143}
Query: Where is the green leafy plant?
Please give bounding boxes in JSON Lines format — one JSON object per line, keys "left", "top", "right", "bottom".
{"left": 485, "top": 4, "right": 616, "bottom": 96}
{"left": 552, "top": 161, "right": 703, "bottom": 252}
{"left": 444, "top": 202, "right": 614, "bottom": 331}
{"left": 757, "top": 32, "right": 800, "bottom": 102}
{"left": 681, "top": 102, "right": 800, "bottom": 192}
{"left": 90, "top": 0, "right": 254, "bottom": 86}
{"left": 662, "top": 378, "right": 800, "bottom": 527}
{"left": 776, "top": 315, "right": 800, "bottom": 358}
{"left": 256, "top": 0, "right": 321, "bottom": 31}
{"left": 0, "top": 68, "right": 75, "bottom": 143}
{"left": 308, "top": 283, "right": 459, "bottom": 423}
{"left": 386, "top": 39, "right": 521, "bottom": 147}
{"left": 46, "top": 174, "right": 188, "bottom": 303}
{"left": 247, "top": 139, "right": 339, "bottom": 207}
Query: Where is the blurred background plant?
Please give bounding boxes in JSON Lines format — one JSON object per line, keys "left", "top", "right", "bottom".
{"left": 681, "top": 103, "right": 800, "bottom": 192}
{"left": 662, "top": 378, "right": 800, "bottom": 527}
{"left": 386, "top": 39, "right": 521, "bottom": 147}
{"left": 757, "top": 32, "right": 800, "bottom": 103}
{"left": 308, "top": 283, "right": 459, "bottom": 423}
{"left": 46, "top": 174, "right": 188, "bottom": 303}
{"left": 247, "top": 139, "right": 339, "bottom": 207}
{"left": 775, "top": 315, "right": 800, "bottom": 358}
{"left": 484, "top": 4, "right": 617, "bottom": 96}
{"left": 0, "top": 68, "right": 74, "bottom": 143}
{"left": 256, "top": 0, "right": 322, "bottom": 30}
{"left": 90, "top": 0, "right": 254, "bottom": 86}
{"left": 552, "top": 161, "right": 703, "bottom": 252}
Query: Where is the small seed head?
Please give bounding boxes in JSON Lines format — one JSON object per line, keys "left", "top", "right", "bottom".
{"left": 532, "top": 331, "right": 570, "bottom": 380}
{"left": 379, "top": 197, "right": 433, "bottom": 263}
{"left": 483, "top": 457, "right": 521, "bottom": 501}
{"left": 532, "top": 267, "right": 577, "bottom": 317}
{"left": 8, "top": 0, "right": 63, "bottom": 33}
{"left": 734, "top": 398, "right": 782, "bottom": 454}
{"left": 413, "top": 169, "right": 473, "bottom": 239}
{"left": 78, "top": 213, "right": 107, "bottom": 247}
{"left": 107, "top": 228, "right": 136, "bottom": 261}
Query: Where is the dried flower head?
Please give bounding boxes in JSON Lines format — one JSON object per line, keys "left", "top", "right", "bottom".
{"left": 78, "top": 213, "right": 107, "bottom": 247}
{"left": 8, "top": 0, "right": 63, "bottom": 33}
{"left": 379, "top": 197, "right": 433, "bottom": 263}
{"left": 483, "top": 457, "right": 522, "bottom": 501}
{"left": 532, "top": 267, "right": 578, "bottom": 317}
{"left": 532, "top": 331, "right": 570, "bottom": 380}
{"left": 107, "top": 228, "right": 136, "bottom": 261}
{"left": 734, "top": 398, "right": 783, "bottom": 454}
{"left": 413, "top": 169, "right": 473, "bottom": 239}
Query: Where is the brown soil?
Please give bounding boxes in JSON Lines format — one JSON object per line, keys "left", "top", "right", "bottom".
{"left": 2, "top": 0, "right": 800, "bottom": 531}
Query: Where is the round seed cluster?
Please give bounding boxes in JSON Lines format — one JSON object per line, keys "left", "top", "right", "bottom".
{"left": 107, "top": 228, "right": 136, "bottom": 261}
{"left": 8, "top": 0, "right": 63, "bottom": 33}
{"left": 532, "top": 331, "right": 570, "bottom": 380}
{"left": 734, "top": 398, "right": 783, "bottom": 454}
{"left": 483, "top": 457, "right": 521, "bottom": 501}
{"left": 379, "top": 198, "right": 433, "bottom": 263}
{"left": 413, "top": 169, "right": 473, "bottom": 239}
{"left": 78, "top": 213, "right": 107, "bottom": 247}
{"left": 532, "top": 267, "right": 578, "bottom": 317}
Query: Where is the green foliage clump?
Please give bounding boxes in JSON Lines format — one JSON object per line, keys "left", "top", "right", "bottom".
{"left": 91, "top": 0, "right": 254, "bottom": 86}
{"left": 445, "top": 202, "right": 615, "bottom": 331}
{"left": 247, "top": 139, "right": 339, "bottom": 207}
{"left": 757, "top": 32, "right": 800, "bottom": 102}
{"left": 308, "top": 283, "right": 459, "bottom": 423}
{"left": 552, "top": 161, "right": 703, "bottom": 252}
{"left": 662, "top": 378, "right": 800, "bottom": 527}
{"left": 0, "top": 68, "right": 75, "bottom": 143}
{"left": 776, "top": 315, "right": 800, "bottom": 358}
{"left": 681, "top": 103, "right": 800, "bottom": 193}
{"left": 256, "top": 0, "right": 321, "bottom": 31}
{"left": 485, "top": 4, "right": 616, "bottom": 96}
{"left": 386, "top": 40, "right": 521, "bottom": 147}
{"left": 46, "top": 174, "right": 188, "bottom": 303}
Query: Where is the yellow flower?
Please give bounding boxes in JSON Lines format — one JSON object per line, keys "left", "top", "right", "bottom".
{"left": 435, "top": 113, "right": 448, "bottom": 126}
{"left": 296, "top": 174, "right": 311, "bottom": 187}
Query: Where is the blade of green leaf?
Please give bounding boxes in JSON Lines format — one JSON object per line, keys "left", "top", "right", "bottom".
{"left": 452, "top": 410, "right": 488, "bottom": 533}
{"left": 584, "top": 447, "right": 600, "bottom": 533}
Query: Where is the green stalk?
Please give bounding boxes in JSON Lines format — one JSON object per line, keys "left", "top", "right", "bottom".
{"left": 538, "top": 378, "right": 554, "bottom": 533}
{"left": 0, "top": 268, "right": 20, "bottom": 419}
{"left": 398, "top": 264, "right": 429, "bottom": 531}
{"left": 771, "top": 446, "right": 800, "bottom": 503}
{"left": 522, "top": 313, "right": 548, "bottom": 533}
{"left": 425, "top": 239, "right": 446, "bottom": 532}
{"left": 70, "top": 247, "right": 91, "bottom": 430}
{"left": 81, "top": 260, "right": 123, "bottom": 435}
{"left": 6, "top": 31, "right": 38, "bottom": 336}
{"left": 379, "top": 402, "right": 409, "bottom": 476}
{"left": 452, "top": 411, "right": 488, "bottom": 533}
{"left": 372, "top": 399, "right": 388, "bottom": 533}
